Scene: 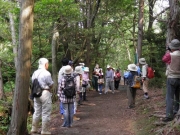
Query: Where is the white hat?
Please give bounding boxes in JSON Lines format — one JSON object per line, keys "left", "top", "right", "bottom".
{"left": 38, "top": 58, "right": 48, "bottom": 69}
{"left": 107, "top": 65, "right": 111, "bottom": 68}
{"left": 139, "top": 58, "right": 146, "bottom": 65}
{"left": 84, "top": 67, "right": 89, "bottom": 72}
{"left": 169, "top": 39, "right": 180, "bottom": 50}
{"left": 79, "top": 63, "right": 85, "bottom": 66}
{"left": 127, "top": 64, "right": 137, "bottom": 71}
{"left": 74, "top": 66, "right": 83, "bottom": 74}
{"left": 64, "top": 65, "right": 73, "bottom": 74}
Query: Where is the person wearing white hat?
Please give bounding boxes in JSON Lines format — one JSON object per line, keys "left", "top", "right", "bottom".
{"left": 139, "top": 58, "right": 149, "bottom": 99}
{"left": 81, "top": 67, "right": 90, "bottom": 101}
{"left": 58, "top": 58, "right": 69, "bottom": 120}
{"left": 31, "top": 58, "right": 54, "bottom": 134}
{"left": 58, "top": 65, "right": 77, "bottom": 127}
{"left": 73, "top": 66, "right": 83, "bottom": 121}
{"left": 162, "top": 39, "right": 180, "bottom": 122}
{"left": 104, "top": 65, "right": 114, "bottom": 94}
{"left": 124, "top": 64, "right": 140, "bottom": 109}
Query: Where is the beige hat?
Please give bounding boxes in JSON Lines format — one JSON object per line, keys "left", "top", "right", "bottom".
{"left": 107, "top": 65, "right": 111, "bottom": 68}
{"left": 84, "top": 67, "right": 89, "bottom": 72}
{"left": 74, "top": 66, "right": 83, "bottom": 74}
{"left": 139, "top": 58, "right": 146, "bottom": 65}
{"left": 169, "top": 39, "right": 180, "bottom": 50}
{"left": 127, "top": 64, "right": 137, "bottom": 71}
{"left": 38, "top": 58, "right": 48, "bottom": 69}
{"left": 64, "top": 65, "right": 73, "bottom": 74}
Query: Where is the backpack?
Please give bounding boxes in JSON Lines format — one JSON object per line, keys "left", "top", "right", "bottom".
{"left": 147, "top": 66, "right": 154, "bottom": 79}
{"left": 131, "top": 75, "right": 141, "bottom": 89}
{"left": 31, "top": 78, "right": 42, "bottom": 98}
{"left": 63, "top": 76, "right": 76, "bottom": 98}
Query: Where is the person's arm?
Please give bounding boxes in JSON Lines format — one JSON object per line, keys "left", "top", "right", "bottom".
{"left": 141, "top": 65, "right": 147, "bottom": 80}
{"left": 76, "top": 76, "right": 80, "bottom": 92}
{"left": 162, "top": 52, "right": 171, "bottom": 64}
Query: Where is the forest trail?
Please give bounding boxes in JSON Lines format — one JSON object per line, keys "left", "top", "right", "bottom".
{"left": 49, "top": 86, "right": 138, "bottom": 135}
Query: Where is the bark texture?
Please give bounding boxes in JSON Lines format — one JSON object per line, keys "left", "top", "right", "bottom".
{"left": 7, "top": 0, "right": 34, "bottom": 134}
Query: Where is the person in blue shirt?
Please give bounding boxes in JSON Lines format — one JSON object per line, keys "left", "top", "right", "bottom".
{"left": 124, "top": 64, "right": 141, "bottom": 109}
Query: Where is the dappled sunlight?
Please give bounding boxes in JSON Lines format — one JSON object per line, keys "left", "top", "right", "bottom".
{"left": 22, "top": 6, "right": 33, "bottom": 19}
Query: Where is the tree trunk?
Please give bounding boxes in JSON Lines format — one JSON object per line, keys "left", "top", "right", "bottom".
{"left": 148, "top": 0, "right": 156, "bottom": 31}
{"left": 166, "top": 0, "right": 180, "bottom": 44}
{"left": 9, "top": 12, "right": 18, "bottom": 69}
{"left": 7, "top": 0, "right": 34, "bottom": 134}
{"left": 0, "top": 59, "right": 5, "bottom": 100}
{"left": 51, "top": 22, "right": 58, "bottom": 102}
{"left": 137, "top": 0, "right": 144, "bottom": 58}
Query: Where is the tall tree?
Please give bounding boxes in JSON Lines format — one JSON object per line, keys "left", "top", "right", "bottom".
{"left": 166, "top": 0, "right": 180, "bottom": 44}
{"left": 9, "top": 12, "right": 18, "bottom": 69}
{"left": 51, "top": 22, "right": 59, "bottom": 101}
{"left": 7, "top": 0, "right": 34, "bottom": 134}
{"left": 137, "top": 0, "right": 144, "bottom": 58}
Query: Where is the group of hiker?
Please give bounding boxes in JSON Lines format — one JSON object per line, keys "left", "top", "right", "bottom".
{"left": 29, "top": 38, "right": 180, "bottom": 134}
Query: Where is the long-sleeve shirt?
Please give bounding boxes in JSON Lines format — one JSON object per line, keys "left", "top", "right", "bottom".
{"left": 141, "top": 64, "right": 148, "bottom": 78}
{"left": 32, "top": 68, "right": 54, "bottom": 90}
{"left": 162, "top": 52, "right": 171, "bottom": 64}
{"left": 75, "top": 75, "right": 83, "bottom": 92}
{"left": 105, "top": 69, "right": 114, "bottom": 80}
{"left": 58, "top": 74, "right": 77, "bottom": 103}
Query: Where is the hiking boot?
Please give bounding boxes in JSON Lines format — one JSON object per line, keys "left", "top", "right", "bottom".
{"left": 73, "top": 116, "right": 80, "bottom": 121}
{"left": 162, "top": 117, "right": 173, "bottom": 122}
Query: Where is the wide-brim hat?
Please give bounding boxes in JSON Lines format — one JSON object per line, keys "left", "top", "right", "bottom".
{"left": 107, "top": 65, "right": 111, "bottom": 68}
{"left": 139, "top": 58, "right": 146, "bottom": 65}
{"left": 64, "top": 65, "right": 73, "bottom": 74}
{"left": 84, "top": 67, "right": 89, "bottom": 72}
{"left": 127, "top": 64, "right": 138, "bottom": 71}
{"left": 74, "top": 66, "right": 83, "bottom": 74}
{"left": 169, "top": 39, "right": 180, "bottom": 50}
{"left": 38, "top": 58, "right": 48, "bottom": 68}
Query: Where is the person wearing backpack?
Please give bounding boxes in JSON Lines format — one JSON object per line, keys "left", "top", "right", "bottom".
{"left": 58, "top": 57, "right": 69, "bottom": 120}
{"left": 58, "top": 65, "right": 77, "bottom": 127}
{"left": 30, "top": 58, "right": 54, "bottom": 135}
{"left": 124, "top": 64, "right": 141, "bottom": 109}
{"left": 139, "top": 58, "right": 149, "bottom": 99}
{"left": 162, "top": 39, "right": 180, "bottom": 122}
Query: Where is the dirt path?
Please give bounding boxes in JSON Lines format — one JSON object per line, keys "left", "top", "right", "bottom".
{"left": 50, "top": 88, "right": 138, "bottom": 135}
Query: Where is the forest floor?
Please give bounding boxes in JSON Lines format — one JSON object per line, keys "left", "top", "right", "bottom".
{"left": 33, "top": 82, "right": 180, "bottom": 135}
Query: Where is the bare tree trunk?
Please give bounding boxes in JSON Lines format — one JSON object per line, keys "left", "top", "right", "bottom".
{"left": 0, "top": 59, "right": 5, "bottom": 100}
{"left": 51, "top": 22, "right": 59, "bottom": 102}
{"left": 137, "top": 0, "right": 144, "bottom": 58}
{"left": 148, "top": 0, "right": 156, "bottom": 31}
{"left": 7, "top": 0, "right": 34, "bottom": 134}
{"left": 166, "top": 0, "right": 180, "bottom": 45}
{"left": 9, "top": 12, "right": 18, "bottom": 69}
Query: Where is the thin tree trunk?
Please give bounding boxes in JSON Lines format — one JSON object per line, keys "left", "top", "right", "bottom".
{"left": 9, "top": 12, "right": 18, "bottom": 69}
{"left": 0, "top": 59, "right": 5, "bottom": 100}
{"left": 137, "top": 0, "right": 144, "bottom": 58}
{"left": 51, "top": 22, "right": 59, "bottom": 102}
{"left": 7, "top": 0, "right": 34, "bottom": 134}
